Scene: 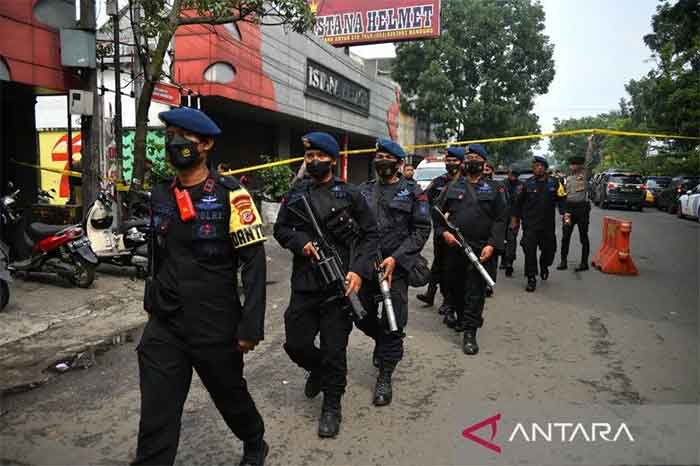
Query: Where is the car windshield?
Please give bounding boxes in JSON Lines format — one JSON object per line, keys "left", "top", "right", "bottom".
{"left": 682, "top": 177, "right": 700, "bottom": 187}
{"left": 610, "top": 176, "right": 643, "bottom": 184}
{"left": 415, "top": 167, "right": 446, "bottom": 181}
{"left": 647, "top": 179, "right": 670, "bottom": 188}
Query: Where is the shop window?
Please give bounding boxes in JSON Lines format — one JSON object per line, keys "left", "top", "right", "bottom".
{"left": 0, "top": 57, "right": 10, "bottom": 81}
{"left": 203, "top": 62, "right": 236, "bottom": 84}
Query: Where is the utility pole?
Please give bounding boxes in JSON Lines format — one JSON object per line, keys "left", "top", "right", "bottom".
{"left": 79, "top": 0, "right": 100, "bottom": 214}
{"left": 110, "top": 0, "right": 124, "bottom": 220}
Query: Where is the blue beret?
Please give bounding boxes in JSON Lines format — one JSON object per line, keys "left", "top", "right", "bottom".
{"left": 158, "top": 107, "right": 221, "bottom": 136}
{"left": 376, "top": 138, "right": 406, "bottom": 160}
{"left": 446, "top": 146, "right": 465, "bottom": 161}
{"left": 533, "top": 155, "right": 549, "bottom": 167}
{"left": 467, "top": 144, "right": 489, "bottom": 160}
{"left": 302, "top": 132, "right": 340, "bottom": 158}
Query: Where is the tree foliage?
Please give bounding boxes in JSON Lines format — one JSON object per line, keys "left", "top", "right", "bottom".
{"left": 392, "top": 0, "right": 555, "bottom": 165}
{"left": 550, "top": 0, "right": 699, "bottom": 176}
{"left": 128, "top": 0, "right": 314, "bottom": 187}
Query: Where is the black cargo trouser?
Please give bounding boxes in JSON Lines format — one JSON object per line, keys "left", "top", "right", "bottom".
{"left": 428, "top": 237, "right": 446, "bottom": 289}
{"left": 283, "top": 290, "right": 353, "bottom": 399}
{"left": 444, "top": 246, "right": 492, "bottom": 329}
{"left": 521, "top": 227, "right": 557, "bottom": 278}
{"left": 357, "top": 273, "right": 408, "bottom": 369}
{"left": 503, "top": 224, "right": 520, "bottom": 267}
{"left": 561, "top": 202, "right": 591, "bottom": 265}
{"left": 133, "top": 317, "right": 264, "bottom": 466}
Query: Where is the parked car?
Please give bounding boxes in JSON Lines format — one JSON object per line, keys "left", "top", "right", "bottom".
{"left": 596, "top": 173, "right": 646, "bottom": 211}
{"left": 643, "top": 176, "right": 671, "bottom": 206}
{"left": 677, "top": 184, "right": 700, "bottom": 220}
{"left": 657, "top": 176, "right": 700, "bottom": 213}
{"left": 414, "top": 159, "right": 446, "bottom": 191}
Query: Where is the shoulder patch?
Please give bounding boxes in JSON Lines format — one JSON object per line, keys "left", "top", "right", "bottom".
{"left": 228, "top": 187, "right": 266, "bottom": 248}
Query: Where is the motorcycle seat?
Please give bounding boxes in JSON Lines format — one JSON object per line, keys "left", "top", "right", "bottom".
{"left": 119, "top": 218, "right": 149, "bottom": 233}
{"left": 28, "top": 223, "right": 65, "bottom": 240}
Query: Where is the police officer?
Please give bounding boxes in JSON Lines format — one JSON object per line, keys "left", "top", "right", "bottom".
{"left": 358, "top": 139, "right": 431, "bottom": 406}
{"left": 501, "top": 168, "right": 524, "bottom": 277}
{"left": 273, "top": 132, "right": 378, "bottom": 438}
{"left": 416, "top": 147, "right": 464, "bottom": 313}
{"left": 557, "top": 151, "right": 593, "bottom": 272}
{"left": 434, "top": 144, "right": 506, "bottom": 354}
{"left": 134, "top": 107, "right": 268, "bottom": 466}
{"left": 511, "top": 155, "right": 566, "bottom": 292}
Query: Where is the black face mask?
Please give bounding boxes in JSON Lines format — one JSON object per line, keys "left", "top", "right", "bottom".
{"left": 446, "top": 163, "right": 461, "bottom": 176}
{"left": 374, "top": 159, "right": 399, "bottom": 178}
{"left": 465, "top": 160, "right": 484, "bottom": 175}
{"left": 166, "top": 134, "right": 201, "bottom": 170}
{"left": 306, "top": 159, "right": 333, "bottom": 179}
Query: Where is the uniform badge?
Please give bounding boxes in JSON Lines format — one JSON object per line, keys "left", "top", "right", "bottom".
{"left": 232, "top": 194, "right": 257, "bottom": 225}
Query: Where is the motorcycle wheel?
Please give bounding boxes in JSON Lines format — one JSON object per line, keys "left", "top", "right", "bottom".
{"left": 0, "top": 280, "right": 9, "bottom": 310}
{"left": 71, "top": 259, "right": 96, "bottom": 288}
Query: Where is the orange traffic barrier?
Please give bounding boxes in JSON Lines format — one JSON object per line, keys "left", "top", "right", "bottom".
{"left": 592, "top": 216, "right": 638, "bottom": 275}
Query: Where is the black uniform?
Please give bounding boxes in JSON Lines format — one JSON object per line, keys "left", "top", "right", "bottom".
{"left": 273, "top": 177, "right": 378, "bottom": 402}
{"left": 357, "top": 176, "right": 431, "bottom": 367}
{"left": 512, "top": 175, "right": 566, "bottom": 278}
{"left": 502, "top": 177, "right": 524, "bottom": 269}
{"left": 135, "top": 175, "right": 267, "bottom": 465}
{"left": 433, "top": 176, "right": 506, "bottom": 330}
{"left": 424, "top": 174, "right": 453, "bottom": 296}
{"left": 560, "top": 173, "right": 591, "bottom": 266}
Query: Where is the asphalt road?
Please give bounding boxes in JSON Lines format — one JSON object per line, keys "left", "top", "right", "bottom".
{"left": 0, "top": 206, "right": 698, "bottom": 465}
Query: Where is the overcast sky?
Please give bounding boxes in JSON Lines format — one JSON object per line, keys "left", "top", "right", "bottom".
{"left": 351, "top": 0, "right": 660, "bottom": 146}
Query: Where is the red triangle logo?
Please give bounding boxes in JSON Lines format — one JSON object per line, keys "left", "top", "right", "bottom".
{"left": 462, "top": 413, "right": 502, "bottom": 453}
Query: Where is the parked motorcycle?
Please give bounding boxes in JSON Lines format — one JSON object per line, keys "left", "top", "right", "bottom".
{"left": 0, "top": 183, "right": 98, "bottom": 288}
{"left": 84, "top": 190, "right": 150, "bottom": 276}
{"left": 0, "top": 239, "right": 11, "bottom": 310}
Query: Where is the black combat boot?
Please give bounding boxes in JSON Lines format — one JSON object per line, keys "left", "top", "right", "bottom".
{"left": 526, "top": 277, "right": 537, "bottom": 292}
{"left": 575, "top": 262, "right": 589, "bottom": 272}
{"left": 462, "top": 327, "right": 479, "bottom": 355}
{"left": 438, "top": 301, "right": 450, "bottom": 315}
{"left": 373, "top": 363, "right": 394, "bottom": 406}
{"left": 239, "top": 439, "right": 269, "bottom": 466}
{"left": 444, "top": 307, "right": 459, "bottom": 329}
{"left": 318, "top": 396, "right": 342, "bottom": 438}
{"left": 556, "top": 261, "right": 568, "bottom": 270}
{"left": 416, "top": 283, "right": 437, "bottom": 306}
{"left": 505, "top": 266, "right": 514, "bottom": 277}
{"left": 540, "top": 267, "right": 549, "bottom": 281}
{"left": 304, "top": 371, "right": 322, "bottom": 399}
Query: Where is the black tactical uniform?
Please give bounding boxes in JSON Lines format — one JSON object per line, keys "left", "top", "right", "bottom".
{"left": 417, "top": 173, "right": 453, "bottom": 310}
{"left": 274, "top": 176, "right": 378, "bottom": 428}
{"left": 434, "top": 175, "right": 506, "bottom": 352}
{"left": 512, "top": 172, "right": 566, "bottom": 289}
{"left": 358, "top": 175, "right": 431, "bottom": 402}
{"left": 502, "top": 175, "right": 524, "bottom": 274}
{"left": 135, "top": 174, "right": 267, "bottom": 465}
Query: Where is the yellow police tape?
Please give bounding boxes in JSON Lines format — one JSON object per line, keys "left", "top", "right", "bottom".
{"left": 12, "top": 128, "right": 700, "bottom": 180}
{"left": 225, "top": 128, "right": 699, "bottom": 175}
{"left": 10, "top": 159, "right": 131, "bottom": 191}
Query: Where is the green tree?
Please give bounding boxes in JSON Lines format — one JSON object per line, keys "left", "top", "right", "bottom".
{"left": 392, "top": 0, "right": 555, "bottom": 165}
{"left": 128, "top": 0, "right": 314, "bottom": 188}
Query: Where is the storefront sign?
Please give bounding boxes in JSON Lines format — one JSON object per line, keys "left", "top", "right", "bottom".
{"left": 310, "top": 0, "right": 441, "bottom": 46}
{"left": 305, "top": 59, "right": 370, "bottom": 116}
{"left": 152, "top": 81, "right": 181, "bottom": 107}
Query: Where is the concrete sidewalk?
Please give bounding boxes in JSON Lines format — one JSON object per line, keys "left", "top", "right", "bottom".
{"left": 0, "top": 268, "right": 147, "bottom": 391}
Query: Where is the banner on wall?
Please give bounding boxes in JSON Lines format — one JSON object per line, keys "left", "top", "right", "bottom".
{"left": 309, "top": 0, "right": 441, "bottom": 46}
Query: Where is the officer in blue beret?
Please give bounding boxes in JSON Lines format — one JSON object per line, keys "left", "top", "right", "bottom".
{"left": 133, "top": 107, "right": 269, "bottom": 466}
{"left": 417, "top": 146, "right": 465, "bottom": 317}
{"left": 434, "top": 143, "right": 507, "bottom": 355}
{"left": 511, "top": 155, "right": 566, "bottom": 292}
{"left": 274, "top": 132, "right": 378, "bottom": 438}
{"left": 357, "top": 138, "right": 431, "bottom": 407}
